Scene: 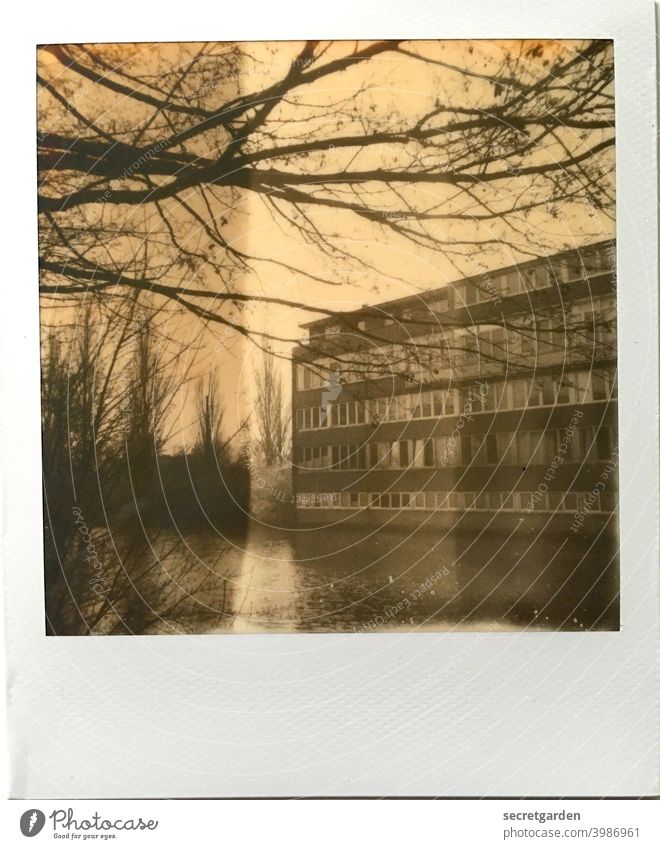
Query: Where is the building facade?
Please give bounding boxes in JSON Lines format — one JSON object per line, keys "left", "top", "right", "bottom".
{"left": 291, "top": 240, "right": 618, "bottom": 534}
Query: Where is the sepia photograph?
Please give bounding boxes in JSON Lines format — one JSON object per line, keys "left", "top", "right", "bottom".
{"left": 37, "top": 38, "right": 619, "bottom": 636}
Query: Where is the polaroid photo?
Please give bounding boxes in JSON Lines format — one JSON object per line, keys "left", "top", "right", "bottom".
{"left": 3, "top": 0, "right": 658, "bottom": 800}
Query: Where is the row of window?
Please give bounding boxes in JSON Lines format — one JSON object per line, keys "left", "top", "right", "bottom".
{"left": 297, "top": 305, "right": 616, "bottom": 389}
{"left": 297, "top": 425, "right": 618, "bottom": 470}
{"left": 297, "top": 488, "right": 617, "bottom": 514}
{"left": 295, "top": 368, "right": 617, "bottom": 432}
{"left": 454, "top": 246, "right": 615, "bottom": 307}
{"left": 306, "top": 243, "right": 616, "bottom": 341}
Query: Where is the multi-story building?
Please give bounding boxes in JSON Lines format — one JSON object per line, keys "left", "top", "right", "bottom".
{"left": 291, "top": 240, "right": 618, "bottom": 534}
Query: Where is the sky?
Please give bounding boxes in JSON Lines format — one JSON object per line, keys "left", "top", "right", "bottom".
{"left": 38, "top": 39, "right": 615, "bottom": 451}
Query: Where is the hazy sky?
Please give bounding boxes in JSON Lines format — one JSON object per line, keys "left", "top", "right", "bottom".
{"left": 38, "top": 40, "right": 615, "bottom": 449}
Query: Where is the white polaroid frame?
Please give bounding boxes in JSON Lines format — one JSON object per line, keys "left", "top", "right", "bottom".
{"left": 2, "top": 0, "right": 658, "bottom": 798}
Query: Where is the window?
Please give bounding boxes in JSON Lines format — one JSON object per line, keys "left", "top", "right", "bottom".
{"left": 461, "top": 435, "right": 473, "bottom": 465}
{"left": 424, "top": 439, "right": 435, "bottom": 467}
{"left": 481, "top": 383, "right": 496, "bottom": 411}
{"left": 431, "top": 292, "right": 449, "bottom": 313}
{"left": 591, "top": 373, "right": 608, "bottom": 401}
{"left": 376, "top": 442, "right": 391, "bottom": 467}
{"left": 448, "top": 492, "right": 462, "bottom": 510}
{"left": 576, "top": 492, "right": 594, "bottom": 512}
{"left": 539, "top": 430, "right": 558, "bottom": 464}
{"left": 548, "top": 491, "right": 564, "bottom": 511}
{"left": 386, "top": 396, "right": 399, "bottom": 422}
{"left": 496, "top": 432, "right": 515, "bottom": 465}
{"left": 436, "top": 436, "right": 460, "bottom": 466}
{"left": 528, "top": 381, "right": 544, "bottom": 407}
{"left": 498, "top": 271, "right": 522, "bottom": 296}
{"left": 422, "top": 391, "right": 434, "bottom": 418}
{"left": 608, "top": 370, "right": 618, "bottom": 398}
{"left": 515, "top": 432, "right": 535, "bottom": 465}
{"left": 520, "top": 325, "right": 536, "bottom": 358}
{"left": 599, "top": 491, "right": 617, "bottom": 512}
{"left": 413, "top": 493, "right": 425, "bottom": 509}
{"left": 522, "top": 266, "right": 548, "bottom": 290}
{"left": 572, "top": 371, "right": 590, "bottom": 404}
{"left": 537, "top": 319, "right": 554, "bottom": 355}
{"left": 512, "top": 379, "right": 531, "bottom": 409}
{"left": 540, "top": 376, "right": 555, "bottom": 406}
{"left": 578, "top": 427, "right": 597, "bottom": 462}
{"left": 454, "top": 283, "right": 468, "bottom": 308}
{"left": 556, "top": 376, "right": 572, "bottom": 405}
{"left": 501, "top": 491, "right": 515, "bottom": 510}
{"left": 465, "top": 281, "right": 480, "bottom": 305}
{"left": 486, "top": 433, "right": 499, "bottom": 465}
{"left": 596, "top": 426, "right": 615, "bottom": 460}
{"left": 430, "top": 390, "right": 444, "bottom": 416}
{"left": 534, "top": 492, "right": 550, "bottom": 511}
{"left": 563, "top": 257, "right": 584, "bottom": 281}
{"left": 346, "top": 403, "right": 356, "bottom": 425}
{"left": 492, "top": 381, "right": 509, "bottom": 410}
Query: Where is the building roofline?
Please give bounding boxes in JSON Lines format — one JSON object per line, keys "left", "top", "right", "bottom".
{"left": 299, "top": 238, "right": 615, "bottom": 330}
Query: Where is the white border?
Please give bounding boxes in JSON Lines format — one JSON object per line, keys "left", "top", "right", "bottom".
{"left": 1, "top": 0, "right": 658, "bottom": 798}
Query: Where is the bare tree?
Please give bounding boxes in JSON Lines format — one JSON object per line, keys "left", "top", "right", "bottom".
{"left": 123, "top": 315, "right": 178, "bottom": 471}
{"left": 41, "top": 298, "right": 193, "bottom": 634}
{"left": 194, "top": 369, "right": 226, "bottom": 463}
{"left": 37, "top": 39, "right": 615, "bottom": 373}
{"left": 253, "top": 349, "right": 291, "bottom": 466}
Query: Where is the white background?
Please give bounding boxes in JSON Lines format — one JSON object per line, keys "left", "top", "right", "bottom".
{"left": 1, "top": 0, "right": 658, "bottom": 802}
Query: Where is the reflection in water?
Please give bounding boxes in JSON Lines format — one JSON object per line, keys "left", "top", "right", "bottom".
{"left": 112, "top": 521, "right": 618, "bottom": 635}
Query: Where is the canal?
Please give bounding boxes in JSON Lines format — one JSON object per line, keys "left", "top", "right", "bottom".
{"left": 102, "top": 522, "right": 618, "bottom": 635}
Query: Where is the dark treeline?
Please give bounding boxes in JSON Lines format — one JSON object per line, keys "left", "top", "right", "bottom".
{"left": 41, "top": 302, "right": 250, "bottom": 636}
